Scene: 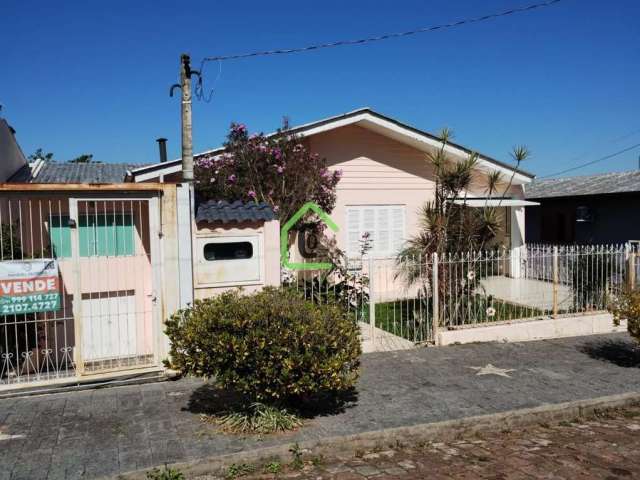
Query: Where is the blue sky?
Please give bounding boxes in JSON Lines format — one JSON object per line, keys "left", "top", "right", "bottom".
{"left": 1, "top": 0, "right": 639, "bottom": 178}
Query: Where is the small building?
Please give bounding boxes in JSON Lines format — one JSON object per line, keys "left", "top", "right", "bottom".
{"left": 525, "top": 170, "right": 640, "bottom": 244}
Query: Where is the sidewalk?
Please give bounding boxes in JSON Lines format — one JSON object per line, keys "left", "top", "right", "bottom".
{"left": 1, "top": 333, "right": 639, "bottom": 480}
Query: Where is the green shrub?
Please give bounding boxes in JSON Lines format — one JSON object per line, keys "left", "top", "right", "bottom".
{"left": 146, "top": 465, "right": 184, "bottom": 480}
{"left": 165, "top": 287, "right": 361, "bottom": 403}
{"left": 208, "top": 402, "right": 303, "bottom": 434}
{"left": 609, "top": 289, "right": 640, "bottom": 343}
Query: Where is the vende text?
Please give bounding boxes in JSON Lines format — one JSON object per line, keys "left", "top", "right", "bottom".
{"left": 0, "top": 276, "right": 59, "bottom": 296}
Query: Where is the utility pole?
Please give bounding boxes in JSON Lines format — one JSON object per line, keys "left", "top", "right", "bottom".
{"left": 180, "top": 53, "right": 194, "bottom": 182}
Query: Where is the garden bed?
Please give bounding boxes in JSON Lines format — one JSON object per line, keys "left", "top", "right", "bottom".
{"left": 366, "top": 295, "right": 546, "bottom": 342}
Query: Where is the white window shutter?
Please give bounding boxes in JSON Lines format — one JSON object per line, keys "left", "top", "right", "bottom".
{"left": 391, "top": 207, "right": 404, "bottom": 253}
{"left": 346, "top": 205, "right": 405, "bottom": 257}
{"left": 363, "top": 208, "right": 375, "bottom": 245}
{"left": 347, "top": 208, "right": 361, "bottom": 256}
{"left": 377, "top": 208, "right": 390, "bottom": 255}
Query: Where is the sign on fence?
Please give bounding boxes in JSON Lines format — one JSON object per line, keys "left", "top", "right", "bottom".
{"left": 0, "top": 259, "right": 61, "bottom": 315}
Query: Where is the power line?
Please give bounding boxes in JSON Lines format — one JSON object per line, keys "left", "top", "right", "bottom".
{"left": 540, "top": 143, "right": 640, "bottom": 178}
{"left": 201, "top": 0, "right": 563, "bottom": 63}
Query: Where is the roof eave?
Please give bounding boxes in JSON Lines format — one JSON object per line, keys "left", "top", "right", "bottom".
{"left": 131, "top": 108, "right": 535, "bottom": 183}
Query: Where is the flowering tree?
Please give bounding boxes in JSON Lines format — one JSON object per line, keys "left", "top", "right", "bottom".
{"left": 195, "top": 121, "right": 342, "bottom": 226}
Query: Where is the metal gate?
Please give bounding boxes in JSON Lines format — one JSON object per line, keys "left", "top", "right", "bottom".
{"left": 0, "top": 192, "right": 161, "bottom": 389}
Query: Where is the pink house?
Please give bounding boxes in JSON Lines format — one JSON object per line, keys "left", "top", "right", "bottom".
{"left": 134, "top": 108, "right": 536, "bottom": 267}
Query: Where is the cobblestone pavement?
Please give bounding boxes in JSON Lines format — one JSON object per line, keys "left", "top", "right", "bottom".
{"left": 1, "top": 333, "right": 639, "bottom": 479}
{"left": 207, "top": 405, "right": 640, "bottom": 479}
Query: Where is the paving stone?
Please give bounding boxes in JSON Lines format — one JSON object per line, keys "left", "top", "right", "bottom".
{"left": 1, "top": 333, "right": 640, "bottom": 479}
{"left": 353, "top": 465, "right": 381, "bottom": 477}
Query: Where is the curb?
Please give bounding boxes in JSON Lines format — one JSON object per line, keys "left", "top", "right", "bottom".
{"left": 115, "top": 391, "right": 640, "bottom": 479}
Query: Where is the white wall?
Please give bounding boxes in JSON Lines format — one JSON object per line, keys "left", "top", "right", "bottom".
{"left": 0, "top": 119, "right": 28, "bottom": 182}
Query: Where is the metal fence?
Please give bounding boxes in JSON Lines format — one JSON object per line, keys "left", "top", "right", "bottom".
{"left": 0, "top": 192, "right": 159, "bottom": 390}
{"left": 289, "top": 243, "right": 637, "bottom": 348}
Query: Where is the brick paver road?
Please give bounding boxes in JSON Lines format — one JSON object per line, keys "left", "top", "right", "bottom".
{"left": 1, "top": 333, "right": 639, "bottom": 479}
{"left": 212, "top": 405, "right": 640, "bottom": 479}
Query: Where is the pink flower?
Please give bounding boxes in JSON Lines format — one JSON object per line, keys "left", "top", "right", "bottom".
{"left": 231, "top": 122, "right": 247, "bottom": 133}
{"left": 272, "top": 148, "right": 282, "bottom": 160}
{"left": 228, "top": 174, "right": 237, "bottom": 183}
{"left": 248, "top": 190, "right": 257, "bottom": 199}
{"left": 273, "top": 205, "right": 280, "bottom": 213}
{"left": 277, "top": 165, "right": 284, "bottom": 174}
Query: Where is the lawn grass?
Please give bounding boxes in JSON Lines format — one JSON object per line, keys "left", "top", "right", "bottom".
{"left": 367, "top": 295, "right": 546, "bottom": 342}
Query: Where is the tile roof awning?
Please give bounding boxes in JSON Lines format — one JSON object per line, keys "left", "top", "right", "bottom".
{"left": 195, "top": 200, "right": 276, "bottom": 224}
{"left": 452, "top": 198, "right": 540, "bottom": 207}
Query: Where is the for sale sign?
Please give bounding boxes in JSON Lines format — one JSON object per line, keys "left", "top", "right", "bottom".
{"left": 0, "top": 260, "right": 61, "bottom": 315}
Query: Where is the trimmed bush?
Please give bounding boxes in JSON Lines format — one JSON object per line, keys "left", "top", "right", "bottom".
{"left": 165, "top": 287, "right": 361, "bottom": 403}
{"left": 609, "top": 289, "right": 640, "bottom": 343}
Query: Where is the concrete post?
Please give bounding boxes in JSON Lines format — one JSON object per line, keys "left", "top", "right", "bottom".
{"left": 432, "top": 252, "right": 440, "bottom": 345}
{"left": 628, "top": 250, "right": 636, "bottom": 291}
{"left": 552, "top": 246, "right": 559, "bottom": 319}
{"left": 509, "top": 206, "right": 525, "bottom": 278}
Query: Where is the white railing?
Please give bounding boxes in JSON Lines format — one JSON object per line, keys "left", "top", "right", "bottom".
{"left": 289, "top": 243, "right": 637, "bottom": 346}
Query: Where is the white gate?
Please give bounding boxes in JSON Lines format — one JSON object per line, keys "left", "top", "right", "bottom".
{"left": 0, "top": 191, "right": 162, "bottom": 389}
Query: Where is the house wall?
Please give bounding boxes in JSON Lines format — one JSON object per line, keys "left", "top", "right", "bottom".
{"left": 306, "top": 125, "right": 522, "bottom": 254}
{"left": 192, "top": 219, "right": 281, "bottom": 300}
{"left": 525, "top": 193, "right": 640, "bottom": 244}
{"left": 0, "top": 120, "right": 27, "bottom": 182}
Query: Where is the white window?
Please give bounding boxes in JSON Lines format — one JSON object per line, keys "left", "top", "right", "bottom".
{"left": 346, "top": 205, "right": 405, "bottom": 257}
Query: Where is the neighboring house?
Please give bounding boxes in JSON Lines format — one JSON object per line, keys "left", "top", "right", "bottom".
{"left": 525, "top": 170, "right": 640, "bottom": 244}
{"left": 132, "top": 108, "right": 536, "bottom": 262}
{"left": 0, "top": 118, "right": 28, "bottom": 181}
{"left": 9, "top": 159, "right": 144, "bottom": 183}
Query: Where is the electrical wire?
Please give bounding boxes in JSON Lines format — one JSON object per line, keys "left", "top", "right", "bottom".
{"left": 540, "top": 143, "right": 640, "bottom": 178}
{"left": 201, "top": 0, "right": 563, "bottom": 63}
{"left": 195, "top": 58, "right": 222, "bottom": 103}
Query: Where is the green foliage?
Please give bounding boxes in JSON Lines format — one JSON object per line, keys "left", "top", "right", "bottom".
{"left": 145, "top": 465, "right": 184, "bottom": 480}
{"left": 226, "top": 463, "right": 255, "bottom": 479}
{"left": 397, "top": 133, "right": 529, "bottom": 275}
{"left": 609, "top": 289, "right": 640, "bottom": 343}
{"left": 395, "top": 132, "right": 530, "bottom": 329}
{"left": 28, "top": 148, "right": 54, "bottom": 162}
{"left": 263, "top": 461, "right": 282, "bottom": 475}
{"left": 289, "top": 443, "right": 304, "bottom": 470}
{"left": 213, "top": 402, "right": 302, "bottom": 434}
{"left": 68, "top": 153, "right": 97, "bottom": 163}
{"left": 165, "top": 287, "right": 361, "bottom": 404}
{"left": 0, "top": 223, "right": 22, "bottom": 260}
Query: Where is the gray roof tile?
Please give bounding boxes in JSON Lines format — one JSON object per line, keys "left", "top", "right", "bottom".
{"left": 525, "top": 170, "right": 640, "bottom": 199}
{"left": 10, "top": 161, "right": 145, "bottom": 183}
{"left": 195, "top": 200, "right": 275, "bottom": 224}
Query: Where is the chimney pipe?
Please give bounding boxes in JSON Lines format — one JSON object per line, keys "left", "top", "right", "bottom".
{"left": 156, "top": 138, "right": 168, "bottom": 163}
